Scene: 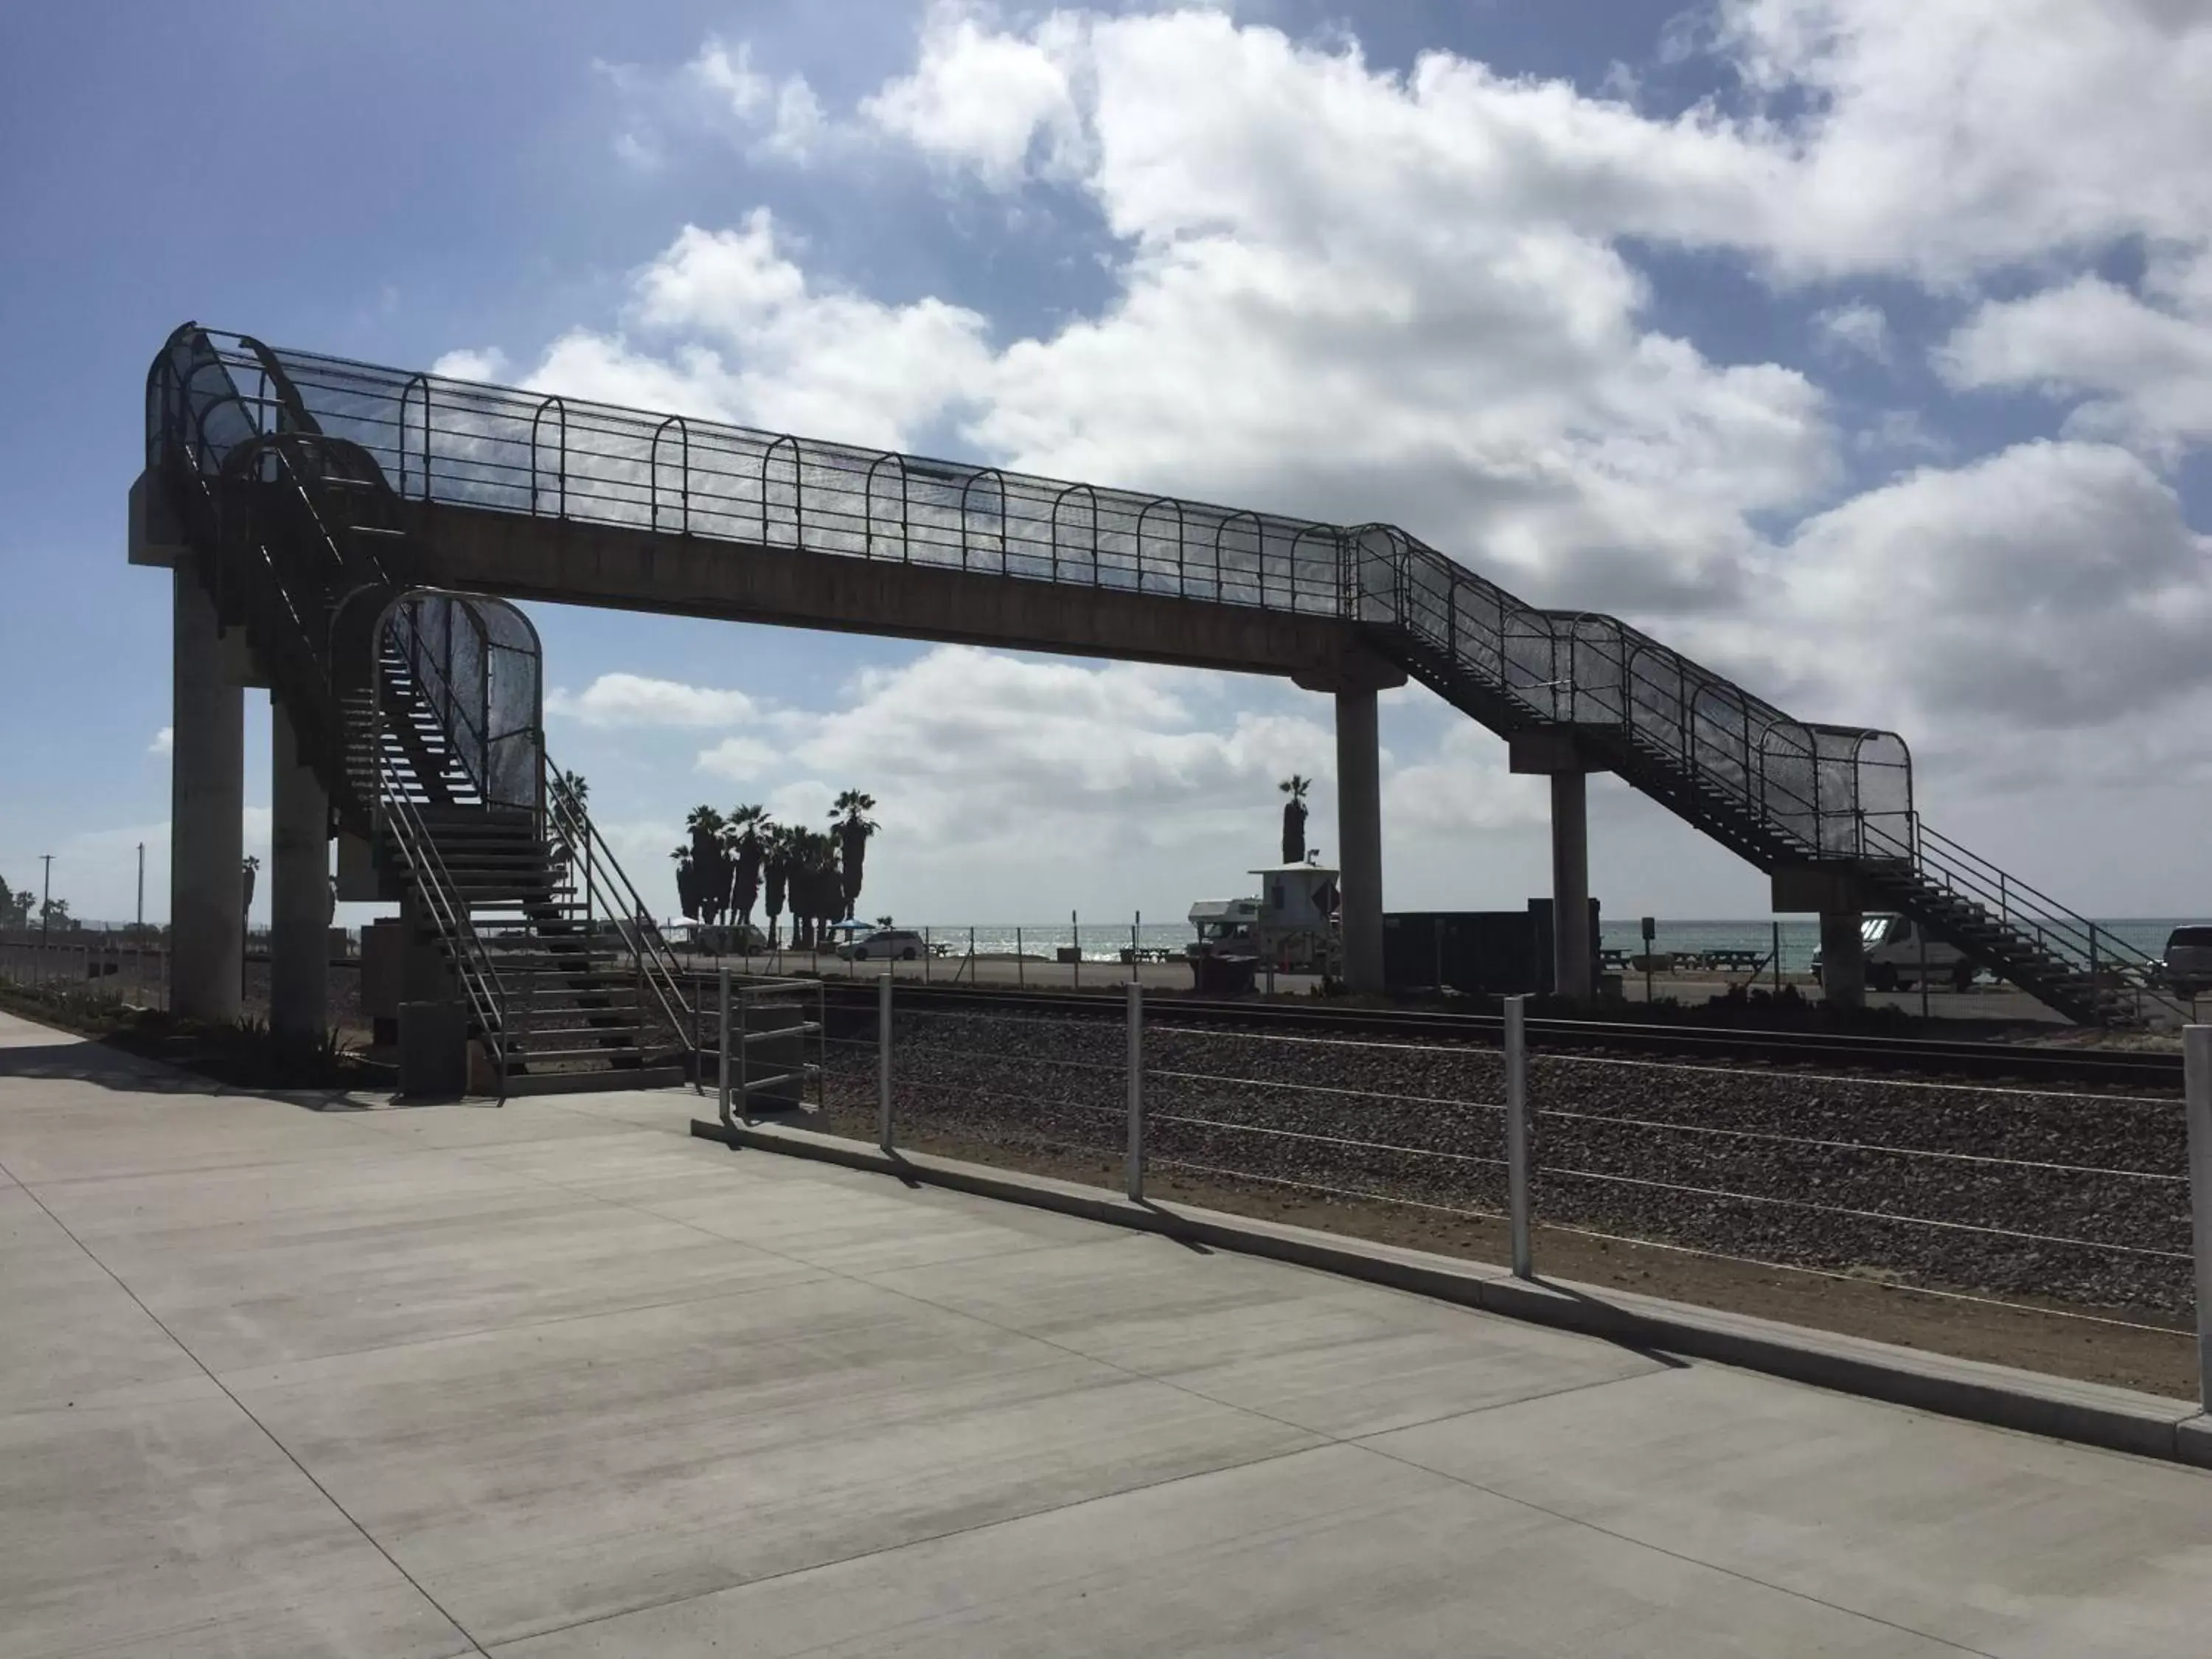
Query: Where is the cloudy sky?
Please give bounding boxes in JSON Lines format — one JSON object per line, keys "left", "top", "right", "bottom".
{"left": 3, "top": 0, "right": 2209, "bottom": 928}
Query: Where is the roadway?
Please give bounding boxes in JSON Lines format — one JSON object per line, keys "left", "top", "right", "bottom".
{"left": 697, "top": 948, "right": 2084, "bottom": 1024}
{"left": 4, "top": 1007, "right": 2208, "bottom": 1655}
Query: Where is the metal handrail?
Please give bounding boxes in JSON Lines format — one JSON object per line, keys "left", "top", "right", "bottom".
{"left": 370, "top": 728, "right": 511, "bottom": 1096}
{"left": 542, "top": 757, "right": 696, "bottom": 1060}
{"left": 1873, "top": 819, "right": 2177, "bottom": 995}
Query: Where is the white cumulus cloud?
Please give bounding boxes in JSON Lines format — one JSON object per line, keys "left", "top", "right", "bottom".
{"left": 546, "top": 672, "right": 761, "bottom": 728}
{"left": 525, "top": 211, "right": 992, "bottom": 450}
{"left": 1939, "top": 275, "right": 2212, "bottom": 462}
{"left": 431, "top": 347, "right": 512, "bottom": 383}
{"left": 696, "top": 734, "right": 781, "bottom": 782}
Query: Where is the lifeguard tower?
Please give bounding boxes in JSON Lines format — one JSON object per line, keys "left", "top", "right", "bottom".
{"left": 1251, "top": 859, "right": 1341, "bottom": 986}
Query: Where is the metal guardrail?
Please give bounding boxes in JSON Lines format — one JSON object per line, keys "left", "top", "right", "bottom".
{"left": 1874, "top": 818, "right": 2183, "bottom": 1015}
{"left": 371, "top": 737, "right": 510, "bottom": 1096}
{"left": 836, "top": 983, "right": 2210, "bottom": 1405}
{"left": 546, "top": 756, "right": 697, "bottom": 1067}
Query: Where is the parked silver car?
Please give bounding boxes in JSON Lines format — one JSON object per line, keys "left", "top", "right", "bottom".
{"left": 2157, "top": 925, "right": 2212, "bottom": 994}
{"left": 837, "top": 928, "right": 925, "bottom": 962}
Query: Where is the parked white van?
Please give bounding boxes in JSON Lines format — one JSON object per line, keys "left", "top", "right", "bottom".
{"left": 1812, "top": 914, "right": 1977, "bottom": 992}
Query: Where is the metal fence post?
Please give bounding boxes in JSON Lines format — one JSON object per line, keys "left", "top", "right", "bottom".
{"left": 877, "top": 972, "right": 894, "bottom": 1152}
{"left": 736, "top": 982, "right": 752, "bottom": 1128}
{"left": 1505, "top": 993, "right": 1533, "bottom": 1279}
{"left": 2185, "top": 1026, "right": 2212, "bottom": 1413}
{"left": 717, "top": 965, "right": 732, "bottom": 1129}
{"left": 1126, "top": 979, "right": 1144, "bottom": 1201}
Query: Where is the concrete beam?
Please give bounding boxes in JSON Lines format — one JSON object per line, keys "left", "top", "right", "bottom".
{"left": 1508, "top": 728, "right": 1601, "bottom": 776}
{"left": 1773, "top": 866, "right": 1866, "bottom": 915}
{"left": 269, "top": 700, "right": 330, "bottom": 1045}
{"left": 1291, "top": 650, "right": 1408, "bottom": 696}
{"left": 1335, "top": 686, "right": 1385, "bottom": 994}
{"left": 170, "top": 563, "right": 243, "bottom": 1023}
{"left": 411, "top": 502, "right": 1378, "bottom": 680}
{"left": 128, "top": 469, "right": 187, "bottom": 568}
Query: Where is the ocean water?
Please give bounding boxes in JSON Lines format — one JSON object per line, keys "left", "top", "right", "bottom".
{"left": 891, "top": 917, "right": 2211, "bottom": 973}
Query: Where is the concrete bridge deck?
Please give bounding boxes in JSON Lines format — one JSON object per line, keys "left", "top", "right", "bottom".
{"left": 4, "top": 1007, "right": 2210, "bottom": 1657}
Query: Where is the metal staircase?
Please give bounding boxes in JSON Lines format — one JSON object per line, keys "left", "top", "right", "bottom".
{"left": 153, "top": 324, "right": 2180, "bottom": 1027}
{"left": 1358, "top": 527, "right": 2177, "bottom": 1024}
{"left": 148, "top": 326, "right": 697, "bottom": 1091}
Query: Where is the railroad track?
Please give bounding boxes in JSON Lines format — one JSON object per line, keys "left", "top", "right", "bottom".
{"left": 786, "top": 978, "right": 2183, "bottom": 1093}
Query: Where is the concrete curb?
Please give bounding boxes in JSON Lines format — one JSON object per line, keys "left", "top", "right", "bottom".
{"left": 691, "top": 1114, "right": 2212, "bottom": 1472}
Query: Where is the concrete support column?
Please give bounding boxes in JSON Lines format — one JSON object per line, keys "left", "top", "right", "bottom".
{"left": 269, "top": 701, "right": 330, "bottom": 1044}
{"left": 170, "top": 566, "right": 243, "bottom": 1022}
{"left": 1549, "top": 771, "right": 1593, "bottom": 1002}
{"left": 1335, "top": 684, "right": 1385, "bottom": 995}
{"left": 1820, "top": 910, "right": 1866, "bottom": 1012}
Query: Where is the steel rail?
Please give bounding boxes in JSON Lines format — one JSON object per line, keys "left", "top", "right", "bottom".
{"left": 793, "top": 979, "right": 2186, "bottom": 1090}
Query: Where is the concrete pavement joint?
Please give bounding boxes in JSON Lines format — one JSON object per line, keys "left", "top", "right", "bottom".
{"left": 695, "top": 1115, "right": 2212, "bottom": 1470}
{"left": 0, "top": 1151, "right": 495, "bottom": 1658}
{"left": 1343, "top": 1432, "right": 2001, "bottom": 1659}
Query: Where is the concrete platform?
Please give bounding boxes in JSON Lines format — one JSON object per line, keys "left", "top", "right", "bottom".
{"left": 4, "top": 1009, "right": 2211, "bottom": 1656}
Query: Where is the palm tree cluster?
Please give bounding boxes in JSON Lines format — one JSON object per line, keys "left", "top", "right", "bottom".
{"left": 672, "top": 790, "right": 879, "bottom": 950}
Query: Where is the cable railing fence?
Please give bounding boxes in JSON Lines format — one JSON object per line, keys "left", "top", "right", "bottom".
{"left": 0, "top": 938, "right": 173, "bottom": 1010}
{"left": 745, "top": 977, "right": 2212, "bottom": 1408}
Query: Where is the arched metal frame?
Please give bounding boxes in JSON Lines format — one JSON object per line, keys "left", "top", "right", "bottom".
{"left": 864, "top": 453, "right": 911, "bottom": 563}
{"left": 1289, "top": 526, "right": 1343, "bottom": 618}
{"left": 760, "top": 434, "right": 800, "bottom": 548}
{"left": 529, "top": 397, "right": 567, "bottom": 519}
{"left": 650, "top": 414, "right": 689, "bottom": 535}
{"left": 959, "top": 467, "right": 1007, "bottom": 574}
{"left": 1052, "top": 483, "right": 1099, "bottom": 588}
{"left": 397, "top": 373, "right": 431, "bottom": 502}
{"left": 369, "top": 586, "right": 546, "bottom": 821}
{"left": 1211, "top": 510, "right": 1265, "bottom": 609}
{"left": 1137, "top": 497, "right": 1186, "bottom": 597}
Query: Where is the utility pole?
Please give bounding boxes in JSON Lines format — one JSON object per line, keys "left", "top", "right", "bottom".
{"left": 136, "top": 843, "right": 145, "bottom": 931}
{"left": 40, "top": 853, "right": 52, "bottom": 947}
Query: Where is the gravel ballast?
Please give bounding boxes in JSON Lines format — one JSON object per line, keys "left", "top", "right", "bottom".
{"left": 813, "top": 1004, "right": 2192, "bottom": 1318}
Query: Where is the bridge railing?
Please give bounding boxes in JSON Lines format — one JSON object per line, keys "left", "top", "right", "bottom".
{"left": 161, "top": 330, "right": 1916, "bottom": 871}
{"left": 233, "top": 341, "right": 1346, "bottom": 616}
{"left": 1354, "top": 524, "right": 1913, "bottom": 862}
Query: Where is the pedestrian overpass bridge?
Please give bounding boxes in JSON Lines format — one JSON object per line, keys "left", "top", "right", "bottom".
{"left": 131, "top": 325, "right": 2171, "bottom": 1064}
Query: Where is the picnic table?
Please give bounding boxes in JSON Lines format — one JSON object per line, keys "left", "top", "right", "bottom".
{"left": 1695, "top": 948, "right": 1770, "bottom": 973}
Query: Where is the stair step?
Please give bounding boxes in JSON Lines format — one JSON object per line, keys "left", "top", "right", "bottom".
{"left": 501, "top": 1065, "right": 688, "bottom": 1097}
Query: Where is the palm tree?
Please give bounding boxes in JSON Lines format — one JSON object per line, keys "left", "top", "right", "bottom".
{"left": 670, "top": 843, "right": 698, "bottom": 922}
{"left": 728, "top": 805, "right": 767, "bottom": 942}
{"left": 762, "top": 824, "right": 793, "bottom": 949}
{"left": 781, "top": 827, "right": 832, "bottom": 950}
{"left": 809, "top": 829, "right": 844, "bottom": 946}
{"left": 830, "top": 790, "right": 878, "bottom": 921}
{"left": 684, "top": 805, "right": 730, "bottom": 926}
{"left": 549, "top": 770, "right": 589, "bottom": 886}
{"left": 1279, "top": 774, "right": 1311, "bottom": 863}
